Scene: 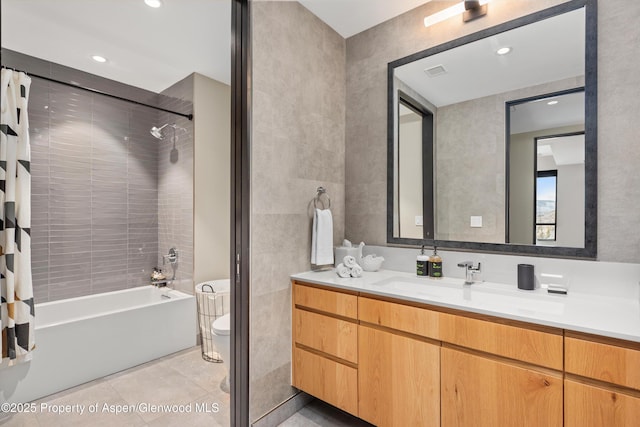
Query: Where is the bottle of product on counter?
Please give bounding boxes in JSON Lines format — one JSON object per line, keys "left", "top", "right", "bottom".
{"left": 417, "top": 245, "right": 430, "bottom": 277}
{"left": 429, "top": 246, "right": 442, "bottom": 278}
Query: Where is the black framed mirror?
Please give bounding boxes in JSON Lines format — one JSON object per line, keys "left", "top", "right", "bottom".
{"left": 387, "top": 0, "right": 597, "bottom": 258}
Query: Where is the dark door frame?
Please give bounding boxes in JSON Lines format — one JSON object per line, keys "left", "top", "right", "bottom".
{"left": 231, "top": 0, "right": 250, "bottom": 426}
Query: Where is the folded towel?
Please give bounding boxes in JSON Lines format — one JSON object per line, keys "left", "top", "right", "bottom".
{"left": 336, "top": 263, "right": 351, "bottom": 278}
{"left": 311, "top": 208, "right": 334, "bottom": 265}
{"left": 343, "top": 255, "right": 357, "bottom": 268}
{"left": 350, "top": 264, "right": 363, "bottom": 278}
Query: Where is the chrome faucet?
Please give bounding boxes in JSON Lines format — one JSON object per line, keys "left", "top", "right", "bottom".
{"left": 457, "top": 261, "right": 481, "bottom": 285}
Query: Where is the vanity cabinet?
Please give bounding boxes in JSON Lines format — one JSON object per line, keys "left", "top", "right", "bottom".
{"left": 358, "top": 297, "right": 441, "bottom": 427}
{"left": 291, "top": 282, "right": 359, "bottom": 416}
{"left": 291, "top": 280, "right": 640, "bottom": 427}
{"left": 564, "top": 333, "right": 640, "bottom": 426}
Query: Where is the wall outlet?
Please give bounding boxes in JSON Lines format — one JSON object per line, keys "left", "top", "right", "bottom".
{"left": 415, "top": 215, "right": 423, "bottom": 226}
{"left": 470, "top": 216, "right": 483, "bottom": 228}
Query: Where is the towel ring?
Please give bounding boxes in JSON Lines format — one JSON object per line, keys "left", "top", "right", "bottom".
{"left": 313, "top": 187, "right": 331, "bottom": 210}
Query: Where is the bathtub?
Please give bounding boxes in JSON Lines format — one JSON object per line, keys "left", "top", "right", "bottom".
{"left": 1, "top": 286, "right": 196, "bottom": 404}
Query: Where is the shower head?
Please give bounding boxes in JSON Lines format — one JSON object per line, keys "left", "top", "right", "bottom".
{"left": 150, "top": 123, "right": 187, "bottom": 140}
{"left": 150, "top": 123, "right": 174, "bottom": 140}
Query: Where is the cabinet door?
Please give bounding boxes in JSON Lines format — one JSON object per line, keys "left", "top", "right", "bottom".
{"left": 293, "top": 347, "right": 358, "bottom": 416}
{"left": 441, "top": 347, "right": 562, "bottom": 427}
{"left": 565, "top": 379, "right": 640, "bottom": 427}
{"left": 358, "top": 325, "right": 440, "bottom": 427}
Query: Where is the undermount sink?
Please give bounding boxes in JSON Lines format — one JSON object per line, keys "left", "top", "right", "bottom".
{"left": 372, "top": 276, "right": 565, "bottom": 316}
{"left": 374, "top": 276, "right": 465, "bottom": 299}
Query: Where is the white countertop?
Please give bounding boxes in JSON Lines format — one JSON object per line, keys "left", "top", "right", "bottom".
{"left": 291, "top": 269, "right": 640, "bottom": 343}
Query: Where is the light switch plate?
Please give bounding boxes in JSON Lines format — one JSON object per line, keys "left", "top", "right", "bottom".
{"left": 415, "top": 215, "right": 423, "bottom": 226}
{"left": 470, "top": 216, "right": 483, "bottom": 228}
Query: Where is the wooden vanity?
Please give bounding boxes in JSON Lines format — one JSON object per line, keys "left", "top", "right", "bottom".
{"left": 291, "top": 280, "right": 640, "bottom": 427}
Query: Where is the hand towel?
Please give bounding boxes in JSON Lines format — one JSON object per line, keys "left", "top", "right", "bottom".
{"left": 350, "top": 264, "right": 363, "bottom": 278}
{"left": 311, "top": 208, "right": 334, "bottom": 265}
{"left": 336, "top": 263, "right": 351, "bottom": 278}
{"left": 343, "top": 255, "right": 357, "bottom": 268}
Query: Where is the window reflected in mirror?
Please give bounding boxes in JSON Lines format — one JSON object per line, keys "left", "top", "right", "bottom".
{"left": 507, "top": 90, "right": 585, "bottom": 247}
{"left": 536, "top": 170, "right": 557, "bottom": 241}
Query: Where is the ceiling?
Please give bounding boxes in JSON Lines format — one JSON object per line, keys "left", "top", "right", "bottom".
{"left": 1, "top": 0, "right": 431, "bottom": 93}
{"left": 511, "top": 91, "right": 585, "bottom": 135}
{"left": 299, "top": 0, "right": 431, "bottom": 38}
{"left": 394, "top": 7, "right": 585, "bottom": 108}
{"left": 1, "top": 0, "right": 232, "bottom": 93}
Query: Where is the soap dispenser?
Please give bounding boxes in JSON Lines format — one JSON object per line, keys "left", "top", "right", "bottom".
{"left": 430, "top": 246, "right": 443, "bottom": 278}
{"left": 417, "top": 245, "right": 429, "bottom": 277}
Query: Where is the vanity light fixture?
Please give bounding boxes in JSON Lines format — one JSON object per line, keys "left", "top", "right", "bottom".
{"left": 144, "top": 0, "right": 163, "bottom": 8}
{"left": 496, "top": 47, "right": 512, "bottom": 55}
{"left": 91, "top": 55, "right": 107, "bottom": 63}
{"left": 424, "top": 0, "right": 490, "bottom": 28}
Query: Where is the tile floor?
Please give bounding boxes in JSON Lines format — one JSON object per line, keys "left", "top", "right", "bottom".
{"left": 0, "top": 347, "right": 230, "bottom": 427}
{"left": 2, "top": 349, "right": 376, "bottom": 427}
{"left": 278, "top": 400, "right": 373, "bottom": 427}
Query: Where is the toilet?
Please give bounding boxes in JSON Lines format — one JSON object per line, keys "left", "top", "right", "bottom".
{"left": 211, "top": 312, "right": 231, "bottom": 390}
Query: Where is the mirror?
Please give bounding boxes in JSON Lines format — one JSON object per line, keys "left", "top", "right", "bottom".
{"left": 387, "top": 0, "right": 596, "bottom": 258}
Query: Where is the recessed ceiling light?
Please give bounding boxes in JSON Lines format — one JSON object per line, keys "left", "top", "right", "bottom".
{"left": 144, "top": 0, "right": 162, "bottom": 8}
{"left": 496, "top": 47, "right": 512, "bottom": 55}
{"left": 547, "top": 100, "right": 559, "bottom": 105}
{"left": 92, "top": 55, "right": 107, "bottom": 63}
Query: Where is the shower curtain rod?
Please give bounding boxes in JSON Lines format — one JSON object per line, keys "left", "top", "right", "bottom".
{"left": 1, "top": 65, "right": 193, "bottom": 121}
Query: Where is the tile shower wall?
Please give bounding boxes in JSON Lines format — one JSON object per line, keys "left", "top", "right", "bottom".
{"left": 250, "top": 1, "right": 346, "bottom": 422}
{"left": 3, "top": 49, "right": 194, "bottom": 302}
{"left": 28, "top": 77, "right": 159, "bottom": 303}
{"left": 157, "top": 75, "right": 195, "bottom": 295}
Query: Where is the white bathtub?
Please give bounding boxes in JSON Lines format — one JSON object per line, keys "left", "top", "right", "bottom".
{"left": 0, "top": 286, "right": 196, "bottom": 404}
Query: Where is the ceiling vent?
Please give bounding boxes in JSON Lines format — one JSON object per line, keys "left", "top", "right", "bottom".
{"left": 424, "top": 65, "right": 447, "bottom": 77}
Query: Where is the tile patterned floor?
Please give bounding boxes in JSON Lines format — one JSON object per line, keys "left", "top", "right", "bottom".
{"left": 0, "top": 347, "right": 230, "bottom": 427}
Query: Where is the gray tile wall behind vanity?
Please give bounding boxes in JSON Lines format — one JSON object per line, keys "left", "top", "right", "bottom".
{"left": 250, "top": 1, "right": 346, "bottom": 422}
{"left": 344, "top": 0, "right": 640, "bottom": 263}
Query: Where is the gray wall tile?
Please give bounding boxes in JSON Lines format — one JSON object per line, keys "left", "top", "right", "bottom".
{"left": 6, "top": 51, "right": 193, "bottom": 302}
{"left": 250, "top": 1, "right": 346, "bottom": 422}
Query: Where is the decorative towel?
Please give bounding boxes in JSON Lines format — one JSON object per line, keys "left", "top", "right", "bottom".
{"left": 350, "top": 264, "right": 363, "bottom": 278}
{"left": 343, "top": 255, "right": 357, "bottom": 268}
{"left": 336, "top": 263, "right": 351, "bottom": 278}
{"left": 311, "top": 208, "right": 334, "bottom": 265}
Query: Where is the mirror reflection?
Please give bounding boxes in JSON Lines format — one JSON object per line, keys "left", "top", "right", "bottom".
{"left": 507, "top": 90, "right": 585, "bottom": 247}
{"left": 390, "top": 5, "right": 590, "bottom": 251}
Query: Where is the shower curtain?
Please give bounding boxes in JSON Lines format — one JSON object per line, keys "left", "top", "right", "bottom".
{"left": 0, "top": 68, "right": 35, "bottom": 366}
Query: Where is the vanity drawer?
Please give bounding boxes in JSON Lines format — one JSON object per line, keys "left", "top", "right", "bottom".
{"left": 293, "top": 282, "right": 357, "bottom": 319}
{"left": 358, "top": 297, "right": 442, "bottom": 340}
{"left": 293, "top": 308, "right": 357, "bottom": 363}
{"left": 292, "top": 346, "right": 358, "bottom": 416}
{"left": 565, "top": 335, "right": 640, "bottom": 390}
{"left": 439, "top": 313, "right": 563, "bottom": 370}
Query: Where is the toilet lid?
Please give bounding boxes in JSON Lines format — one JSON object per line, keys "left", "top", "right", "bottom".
{"left": 212, "top": 313, "right": 231, "bottom": 336}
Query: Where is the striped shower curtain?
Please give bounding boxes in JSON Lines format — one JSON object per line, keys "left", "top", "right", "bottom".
{"left": 1, "top": 68, "right": 35, "bottom": 366}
